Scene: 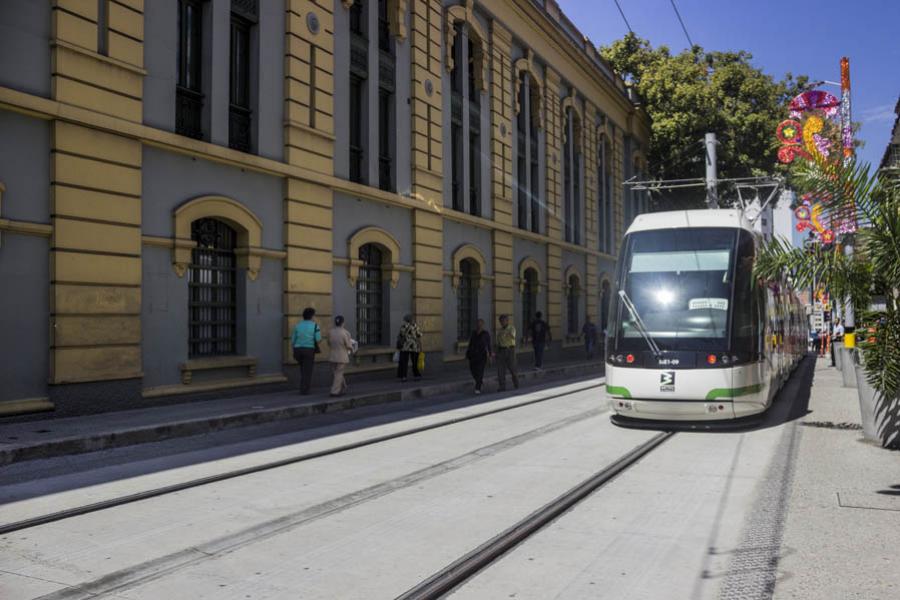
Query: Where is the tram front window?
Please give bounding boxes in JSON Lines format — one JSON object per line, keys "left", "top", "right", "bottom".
{"left": 614, "top": 228, "right": 737, "bottom": 353}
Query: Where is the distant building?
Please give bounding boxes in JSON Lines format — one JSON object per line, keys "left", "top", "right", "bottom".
{"left": 746, "top": 189, "right": 802, "bottom": 247}
{"left": 879, "top": 97, "right": 900, "bottom": 180}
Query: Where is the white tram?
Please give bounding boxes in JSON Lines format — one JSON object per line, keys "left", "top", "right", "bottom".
{"left": 606, "top": 209, "right": 807, "bottom": 424}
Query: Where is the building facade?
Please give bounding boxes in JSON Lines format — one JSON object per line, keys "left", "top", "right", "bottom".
{"left": 0, "top": 0, "right": 650, "bottom": 416}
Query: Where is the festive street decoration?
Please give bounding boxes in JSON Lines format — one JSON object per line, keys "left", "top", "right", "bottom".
{"left": 789, "top": 90, "right": 840, "bottom": 119}
{"left": 776, "top": 119, "right": 812, "bottom": 164}
{"left": 794, "top": 194, "right": 835, "bottom": 244}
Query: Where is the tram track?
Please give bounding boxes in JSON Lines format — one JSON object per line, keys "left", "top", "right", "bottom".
{"left": 0, "top": 379, "right": 605, "bottom": 537}
{"left": 396, "top": 430, "right": 675, "bottom": 600}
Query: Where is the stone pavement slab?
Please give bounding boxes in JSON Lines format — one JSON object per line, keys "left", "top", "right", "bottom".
{"left": 774, "top": 357, "right": 900, "bottom": 600}
{"left": 0, "top": 359, "right": 601, "bottom": 466}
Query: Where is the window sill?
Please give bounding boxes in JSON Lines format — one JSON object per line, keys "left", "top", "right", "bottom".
{"left": 180, "top": 356, "right": 258, "bottom": 384}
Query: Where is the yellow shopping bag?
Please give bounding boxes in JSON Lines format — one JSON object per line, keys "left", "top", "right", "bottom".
{"left": 416, "top": 351, "right": 425, "bottom": 373}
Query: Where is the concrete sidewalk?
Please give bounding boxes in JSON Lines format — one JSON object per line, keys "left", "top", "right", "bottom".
{"left": 774, "top": 357, "right": 900, "bottom": 599}
{"left": 0, "top": 358, "right": 603, "bottom": 467}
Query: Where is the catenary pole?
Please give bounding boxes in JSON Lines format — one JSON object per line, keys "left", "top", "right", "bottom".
{"left": 705, "top": 133, "right": 717, "bottom": 208}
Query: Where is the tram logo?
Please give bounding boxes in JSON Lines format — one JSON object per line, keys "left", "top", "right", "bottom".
{"left": 660, "top": 371, "right": 676, "bottom": 392}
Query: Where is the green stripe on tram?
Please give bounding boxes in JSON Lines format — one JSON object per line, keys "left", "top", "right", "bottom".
{"left": 606, "top": 385, "right": 632, "bottom": 398}
{"left": 705, "top": 383, "right": 763, "bottom": 400}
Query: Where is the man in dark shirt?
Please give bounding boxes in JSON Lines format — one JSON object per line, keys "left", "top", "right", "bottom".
{"left": 530, "top": 311, "right": 551, "bottom": 369}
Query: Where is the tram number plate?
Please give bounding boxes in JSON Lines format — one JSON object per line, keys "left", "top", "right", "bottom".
{"left": 660, "top": 371, "right": 676, "bottom": 392}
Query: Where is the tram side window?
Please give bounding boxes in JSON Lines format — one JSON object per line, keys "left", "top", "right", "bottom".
{"left": 731, "top": 231, "right": 758, "bottom": 358}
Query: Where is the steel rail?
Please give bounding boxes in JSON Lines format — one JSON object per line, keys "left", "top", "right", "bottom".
{"left": 0, "top": 379, "right": 606, "bottom": 536}
{"left": 395, "top": 430, "right": 675, "bottom": 600}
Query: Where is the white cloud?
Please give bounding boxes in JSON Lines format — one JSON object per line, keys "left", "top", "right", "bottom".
{"left": 860, "top": 103, "right": 896, "bottom": 123}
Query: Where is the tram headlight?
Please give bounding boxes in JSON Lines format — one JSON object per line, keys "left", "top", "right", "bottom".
{"left": 720, "top": 354, "right": 730, "bottom": 365}
{"left": 706, "top": 354, "right": 717, "bottom": 365}
{"left": 615, "top": 354, "right": 625, "bottom": 363}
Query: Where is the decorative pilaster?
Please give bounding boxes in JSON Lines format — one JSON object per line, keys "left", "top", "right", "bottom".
{"left": 489, "top": 21, "right": 513, "bottom": 227}
{"left": 544, "top": 68, "right": 563, "bottom": 241}
{"left": 492, "top": 230, "right": 514, "bottom": 330}
{"left": 410, "top": 0, "right": 445, "bottom": 351}
{"left": 282, "top": 0, "right": 336, "bottom": 361}
{"left": 49, "top": 2, "right": 145, "bottom": 385}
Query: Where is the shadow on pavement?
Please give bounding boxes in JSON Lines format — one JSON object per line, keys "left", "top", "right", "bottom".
{"left": 0, "top": 372, "right": 604, "bottom": 507}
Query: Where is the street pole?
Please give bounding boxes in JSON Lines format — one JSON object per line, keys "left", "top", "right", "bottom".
{"left": 705, "top": 132, "right": 717, "bottom": 208}
{"left": 840, "top": 57, "right": 855, "bottom": 345}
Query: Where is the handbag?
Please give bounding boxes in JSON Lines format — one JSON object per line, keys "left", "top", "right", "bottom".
{"left": 314, "top": 325, "right": 322, "bottom": 354}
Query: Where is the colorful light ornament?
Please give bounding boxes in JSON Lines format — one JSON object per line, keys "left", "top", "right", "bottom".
{"left": 794, "top": 194, "right": 835, "bottom": 244}
{"left": 789, "top": 90, "right": 840, "bottom": 120}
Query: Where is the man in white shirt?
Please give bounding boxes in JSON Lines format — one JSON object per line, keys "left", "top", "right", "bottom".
{"left": 831, "top": 320, "right": 845, "bottom": 366}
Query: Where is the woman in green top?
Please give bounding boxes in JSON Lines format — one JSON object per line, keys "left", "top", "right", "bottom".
{"left": 291, "top": 307, "right": 322, "bottom": 394}
{"left": 397, "top": 314, "right": 422, "bottom": 382}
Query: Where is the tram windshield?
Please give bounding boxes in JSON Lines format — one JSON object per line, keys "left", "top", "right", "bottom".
{"left": 613, "top": 227, "right": 738, "bottom": 352}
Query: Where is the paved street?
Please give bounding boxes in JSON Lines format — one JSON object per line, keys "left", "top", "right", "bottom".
{"left": 2, "top": 356, "right": 894, "bottom": 599}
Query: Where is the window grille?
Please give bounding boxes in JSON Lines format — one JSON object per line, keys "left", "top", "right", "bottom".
{"left": 600, "top": 281, "right": 611, "bottom": 333}
{"left": 567, "top": 275, "right": 580, "bottom": 334}
{"left": 356, "top": 244, "right": 385, "bottom": 346}
{"left": 349, "top": 73, "right": 366, "bottom": 183}
{"left": 522, "top": 268, "right": 537, "bottom": 338}
{"left": 177, "top": 0, "right": 205, "bottom": 139}
{"left": 189, "top": 218, "right": 237, "bottom": 357}
{"left": 457, "top": 259, "right": 479, "bottom": 341}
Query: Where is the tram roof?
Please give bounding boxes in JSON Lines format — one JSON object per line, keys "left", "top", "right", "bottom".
{"left": 626, "top": 209, "right": 754, "bottom": 235}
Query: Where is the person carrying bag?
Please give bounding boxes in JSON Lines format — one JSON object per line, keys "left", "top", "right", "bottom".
{"left": 291, "top": 307, "right": 322, "bottom": 395}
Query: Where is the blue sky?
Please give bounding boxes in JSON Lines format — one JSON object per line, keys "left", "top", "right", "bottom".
{"left": 558, "top": 0, "right": 900, "bottom": 169}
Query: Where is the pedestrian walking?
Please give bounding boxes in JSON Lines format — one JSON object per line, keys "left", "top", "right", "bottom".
{"left": 831, "top": 319, "right": 845, "bottom": 366}
{"left": 465, "top": 318, "right": 492, "bottom": 394}
{"left": 396, "top": 314, "right": 423, "bottom": 382}
{"left": 496, "top": 314, "right": 519, "bottom": 391}
{"left": 291, "top": 307, "right": 321, "bottom": 395}
{"left": 530, "top": 311, "right": 551, "bottom": 369}
{"left": 582, "top": 315, "right": 598, "bottom": 360}
{"left": 328, "top": 315, "right": 355, "bottom": 397}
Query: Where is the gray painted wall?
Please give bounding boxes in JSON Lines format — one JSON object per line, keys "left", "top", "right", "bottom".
{"left": 0, "top": 0, "right": 50, "bottom": 98}
{"left": 0, "top": 113, "right": 50, "bottom": 223}
{"left": 0, "top": 235, "right": 48, "bottom": 402}
{"left": 442, "top": 221, "right": 492, "bottom": 271}
{"left": 332, "top": 194, "right": 413, "bottom": 264}
{"left": 143, "top": 0, "right": 283, "bottom": 158}
{"left": 142, "top": 146, "right": 283, "bottom": 249}
{"left": 143, "top": 0, "right": 177, "bottom": 132}
{"left": 142, "top": 247, "right": 283, "bottom": 388}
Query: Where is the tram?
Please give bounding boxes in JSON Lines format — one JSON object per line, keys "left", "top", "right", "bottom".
{"left": 606, "top": 209, "right": 807, "bottom": 424}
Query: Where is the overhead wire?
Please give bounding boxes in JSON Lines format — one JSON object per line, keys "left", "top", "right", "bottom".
{"left": 612, "top": 0, "right": 633, "bottom": 34}
{"left": 669, "top": 0, "right": 695, "bottom": 47}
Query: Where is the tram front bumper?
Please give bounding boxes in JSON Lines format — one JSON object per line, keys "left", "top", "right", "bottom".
{"left": 609, "top": 397, "right": 737, "bottom": 421}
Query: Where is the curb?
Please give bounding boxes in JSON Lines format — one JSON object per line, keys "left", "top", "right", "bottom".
{"left": 0, "top": 362, "right": 603, "bottom": 467}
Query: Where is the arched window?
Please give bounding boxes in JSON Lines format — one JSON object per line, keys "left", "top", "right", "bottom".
{"left": 567, "top": 274, "right": 581, "bottom": 335}
{"left": 189, "top": 218, "right": 237, "bottom": 357}
{"left": 448, "top": 18, "right": 483, "bottom": 216}
{"left": 457, "top": 258, "right": 479, "bottom": 340}
{"left": 522, "top": 267, "right": 538, "bottom": 337}
{"left": 600, "top": 280, "right": 612, "bottom": 335}
{"left": 563, "top": 104, "right": 583, "bottom": 244}
{"left": 356, "top": 243, "right": 386, "bottom": 345}
{"left": 516, "top": 71, "right": 541, "bottom": 233}
{"left": 598, "top": 135, "right": 613, "bottom": 253}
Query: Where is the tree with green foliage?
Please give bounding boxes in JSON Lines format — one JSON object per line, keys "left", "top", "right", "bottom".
{"left": 601, "top": 33, "right": 807, "bottom": 186}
